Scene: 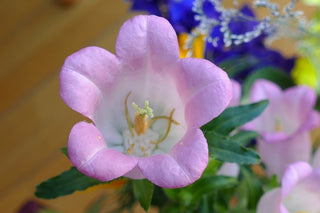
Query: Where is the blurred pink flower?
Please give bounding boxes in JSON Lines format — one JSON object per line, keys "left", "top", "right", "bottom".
{"left": 257, "top": 161, "right": 320, "bottom": 213}
{"left": 228, "top": 79, "right": 241, "bottom": 107}
{"left": 60, "top": 15, "right": 232, "bottom": 188}
{"left": 243, "top": 79, "right": 319, "bottom": 179}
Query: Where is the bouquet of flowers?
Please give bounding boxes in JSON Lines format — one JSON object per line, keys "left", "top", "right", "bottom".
{"left": 34, "top": 0, "right": 320, "bottom": 212}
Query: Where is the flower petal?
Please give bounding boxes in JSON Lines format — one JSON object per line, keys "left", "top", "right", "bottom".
{"left": 60, "top": 46, "right": 119, "bottom": 119}
{"left": 68, "top": 121, "right": 138, "bottom": 181}
{"left": 312, "top": 146, "right": 320, "bottom": 169}
{"left": 179, "top": 58, "right": 232, "bottom": 127}
{"left": 257, "top": 132, "right": 312, "bottom": 179}
{"left": 116, "top": 15, "right": 180, "bottom": 72}
{"left": 138, "top": 128, "right": 208, "bottom": 188}
{"left": 229, "top": 79, "right": 241, "bottom": 107}
{"left": 281, "top": 161, "right": 313, "bottom": 198}
{"left": 250, "top": 79, "right": 282, "bottom": 104}
{"left": 256, "top": 188, "right": 283, "bottom": 213}
{"left": 284, "top": 86, "right": 318, "bottom": 132}
{"left": 243, "top": 79, "right": 283, "bottom": 133}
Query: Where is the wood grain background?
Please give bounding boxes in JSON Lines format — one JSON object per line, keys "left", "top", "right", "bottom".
{"left": 0, "top": 0, "right": 317, "bottom": 212}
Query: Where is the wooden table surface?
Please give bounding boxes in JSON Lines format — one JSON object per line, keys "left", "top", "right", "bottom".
{"left": 0, "top": 0, "right": 317, "bottom": 212}
{"left": 0, "top": 0, "right": 145, "bottom": 212}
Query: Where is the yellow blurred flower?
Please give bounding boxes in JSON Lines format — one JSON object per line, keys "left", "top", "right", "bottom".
{"left": 178, "top": 33, "right": 204, "bottom": 58}
{"left": 292, "top": 57, "right": 318, "bottom": 89}
{"left": 303, "top": 0, "right": 320, "bottom": 6}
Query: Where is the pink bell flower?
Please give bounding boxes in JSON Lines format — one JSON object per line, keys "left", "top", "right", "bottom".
{"left": 229, "top": 79, "right": 242, "bottom": 107}
{"left": 59, "top": 15, "right": 232, "bottom": 188}
{"left": 242, "top": 79, "right": 319, "bottom": 179}
{"left": 257, "top": 161, "right": 320, "bottom": 213}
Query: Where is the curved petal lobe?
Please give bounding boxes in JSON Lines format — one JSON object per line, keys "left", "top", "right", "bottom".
{"left": 60, "top": 46, "right": 119, "bottom": 119}
{"left": 256, "top": 188, "right": 283, "bottom": 213}
{"left": 116, "top": 15, "right": 180, "bottom": 72}
{"left": 138, "top": 128, "right": 208, "bottom": 188}
{"left": 281, "top": 161, "right": 313, "bottom": 197}
{"left": 179, "top": 58, "right": 232, "bottom": 127}
{"left": 68, "top": 122, "right": 138, "bottom": 181}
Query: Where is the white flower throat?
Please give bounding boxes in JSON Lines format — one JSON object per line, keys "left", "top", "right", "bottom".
{"left": 122, "top": 92, "right": 179, "bottom": 157}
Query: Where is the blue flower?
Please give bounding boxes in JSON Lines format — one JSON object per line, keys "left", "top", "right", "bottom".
{"left": 204, "top": 4, "right": 295, "bottom": 81}
{"left": 128, "top": 0, "right": 198, "bottom": 33}
{"left": 128, "top": 0, "right": 167, "bottom": 16}
{"left": 167, "top": 0, "right": 198, "bottom": 33}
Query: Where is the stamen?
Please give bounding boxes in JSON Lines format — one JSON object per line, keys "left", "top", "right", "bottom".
{"left": 150, "top": 109, "right": 176, "bottom": 145}
{"left": 126, "top": 148, "right": 133, "bottom": 154}
{"left": 125, "top": 92, "right": 135, "bottom": 138}
{"left": 148, "top": 116, "right": 180, "bottom": 127}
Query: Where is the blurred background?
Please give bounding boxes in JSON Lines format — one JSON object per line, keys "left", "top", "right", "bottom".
{"left": 0, "top": 0, "right": 141, "bottom": 212}
{"left": 0, "top": 0, "right": 317, "bottom": 212}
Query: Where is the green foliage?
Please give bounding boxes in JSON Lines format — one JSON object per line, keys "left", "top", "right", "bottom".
{"left": 163, "top": 176, "right": 237, "bottom": 212}
{"left": 133, "top": 179, "right": 154, "bottom": 212}
{"left": 35, "top": 167, "right": 107, "bottom": 199}
{"left": 230, "top": 131, "right": 259, "bottom": 146}
{"left": 205, "top": 131, "right": 260, "bottom": 164}
{"left": 60, "top": 147, "right": 68, "bottom": 158}
{"left": 202, "top": 158, "right": 223, "bottom": 177}
{"left": 201, "top": 100, "right": 269, "bottom": 135}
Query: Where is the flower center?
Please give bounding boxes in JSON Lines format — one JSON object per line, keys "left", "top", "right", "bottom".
{"left": 122, "top": 92, "right": 179, "bottom": 157}
{"left": 274, "top": 117, "right": 282, "bottom": 132}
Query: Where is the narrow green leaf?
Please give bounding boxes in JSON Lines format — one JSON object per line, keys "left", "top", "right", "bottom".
{"left": 132, "top": 179, "right": 154, "bottom": 212}
{"left": 35, "top": 167, "right": 105, "bottom": 199}
{"left": 230, "top": 131, "right": 259, "bottom": 146}
{"left": 201, "top": 100, "right": 269, "bottom": 135}
{"left": 60, "top": 147, "right": 69, "bottom": 158}
{"left": 205, "top": 131, "right": 260, "bottom": 164}
{"left": 242, "top": 66, "right": 295, "bottom": 100}
{"left": 199, "top": 196, "right": 210, "bottom": 213}
{"left": 239, "top": 168, "right": 263, "bottom": 209}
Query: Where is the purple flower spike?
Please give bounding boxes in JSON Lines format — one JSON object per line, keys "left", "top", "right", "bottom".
{"left": 60, "top": 15, "right": 232, "bottom": 188}
{"left": 243, "top": 79, "right": 320, "bottom": 179}
{"left": 257, "top": 162, "right": 320, "bottom": 213}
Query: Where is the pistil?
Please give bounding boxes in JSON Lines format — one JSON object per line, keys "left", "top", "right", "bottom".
{"left": 275, "top": 118, "right": 282, "bottom": 132}
{"left": 123, "top": 92, "right": 180, "bottom": 156}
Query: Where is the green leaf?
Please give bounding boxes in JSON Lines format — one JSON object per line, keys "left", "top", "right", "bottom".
{"left": 242, "top": 66, "right": 295, "bottom": 100}
{"left": 238, "top": 167, "right": 263, "bottom": 209}
{"left": 202, "top": 158, "right": 223, "bottom": 177}
{"left": 205, "top": 131, "right": 260, "bottom": 164}
{"left": 132, "top": 179, "right": 154, "bottom": 212}
{"left": 60, "top": 147, "right": 68, "bottom": 158}
{"left": 201, "top": 100, "right": 269, "bottom": 135}
{"left": 164, "top": 176, "right": 237, "bottom": 206}
{"left": 230, "top": 131, "right": 259, "bottom": 146}
{"left": 35, "top": 167, "right": 105, "bottom": 199}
